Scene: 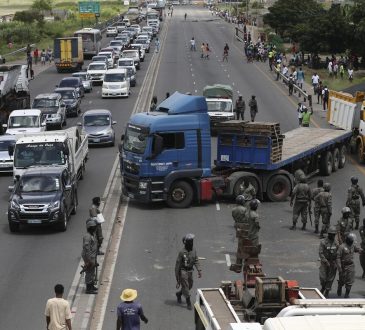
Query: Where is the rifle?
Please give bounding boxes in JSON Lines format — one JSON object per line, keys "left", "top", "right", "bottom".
{"left": 308, "top": 204, "right": 313, "bottom": 226}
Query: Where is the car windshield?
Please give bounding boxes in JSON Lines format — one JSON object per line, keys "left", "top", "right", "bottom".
{"left": 119, "top": 60, "right": 133, "bottom": 66}
{"left": 57, "top": 90, "right": 75, "bottom": 100}
{"left": 92, "top": 57, "right": 106, "bottom": 62}
{"left": 123, "top": 51, "right": 137, "bottom": 57}
{"left": 14, "top": 142, "right": 66, "bottom": 168}
{"left": 60, "top": 79, "right": 78, "bottom": 88}
{"left": 123, "top": 127, "right": 148, "bottom": 154}
{"left": 0, "top": 139, "right": 15, "bottom": 151}
{"left": 84, "top": 114, "right": 110, "bottom": 127}
{"left": 89, "top": 64, "right": 106, "bottom": 70}
{"left": 19, "top": 175, "right": 60, "bottom": 193}
{"left": 110, "top": 41, "right": 123, "bottom": 46}
{"left": 207, "top": 101, "right": 232, "bottom": 113}
{"left": 99, "top": 53, "right": 111, "bottom": 59}
{"left": 104, "top": 73, "right": 125, "bottom": 82}
{"left": 33, "top": 99, "right": 58, "bottom": 108}
{"left": 9, "top": 115, "right": 39, "bottom": 128}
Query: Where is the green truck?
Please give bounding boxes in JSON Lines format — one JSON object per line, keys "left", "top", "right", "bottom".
{"left": 54, "top": 37, "right": 84, "bottom": 73}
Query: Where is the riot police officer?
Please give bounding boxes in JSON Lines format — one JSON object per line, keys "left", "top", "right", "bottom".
{"left": 312, "top": 179, "right": 324, "bottom": 234}
{"left": 247, "top": 199, "right": 260, "bottom": 247}
{"left": 347, "top": 176, "right": 365, "bottom": 230}
{"left": 318, "top": 226, "right": 338, "bottom": 297}
{"left": 175, "top": 234, "right": 202, "bottom": 310}
{"left": 239, "top": 178, "right": 256, "bottom": 206}
{"left": 359, "top": 218, "right": 365, "bottom": 278}
{"left": 290, "top": 175, "right": 312, "bottom": 230}
{"left": 335, "top": 207, "right": 352, "bottom": 245}
{"left": 82, "top": 219, "right": 98, "bottom": 294}
{"left": 315, "top": 183, "right": 332, "bottom": 238}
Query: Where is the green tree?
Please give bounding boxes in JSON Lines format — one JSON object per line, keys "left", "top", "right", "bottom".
{"left": 31, "top": 0, "right": 53, "bottom": 11}
{"left": 13, "top": 10, "right": 44, "bottom": 24}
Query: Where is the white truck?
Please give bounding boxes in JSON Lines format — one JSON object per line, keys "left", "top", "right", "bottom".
{"left": 203, "top": 84, "right": 234, "bottom": 131}
{"left": 195, "top": 278, "right": 365, "bottom": 330}
{"left": 4, "top": 109, "right": 46, "bottom": 135}
{"left": 10, "top": 126, "right": 88, "bottom": 181}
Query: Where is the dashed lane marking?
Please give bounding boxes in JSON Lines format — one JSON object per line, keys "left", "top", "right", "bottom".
{"left": 216, "top": 202, "right": 220, "bottom": 211}
{"left": 225, "top": 254, "right": 231, "bottom": 267}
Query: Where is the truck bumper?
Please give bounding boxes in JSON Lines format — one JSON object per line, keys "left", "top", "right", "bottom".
{"left": 122, "top": 175, "right": 164, "bottom": 202}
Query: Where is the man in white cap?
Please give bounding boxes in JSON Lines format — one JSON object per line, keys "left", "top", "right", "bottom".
{"left": 116, "top": 289, "right": 148, "bottom": 330}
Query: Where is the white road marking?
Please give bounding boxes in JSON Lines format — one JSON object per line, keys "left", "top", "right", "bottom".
{"left": 225, "top": 254, "right": 231, "bottom": 267}
{"left": 192, "top": 73, "right": 194, "bottom": 77}
{"left": 193, "top": 81, "right": 196, "bottom": 85}
{"left": 216, "top": 202, "right": 220, "bottom": 211}
{"left": 227, "top": 74, "right": 230, "bottom": 78}
{"left": 88, "top": 101, "right": 92, "bottom": 104}
{"left": 195, "top": 89, "right": 197, "bottom": 93}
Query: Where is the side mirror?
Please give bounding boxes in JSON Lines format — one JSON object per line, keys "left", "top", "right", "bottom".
{"left": 77, "top": 122, "right": 82, "bottom": 126}
{"left": 112, "top": 120, "right": 117, "bottom": 125}
{"left": 65, "top": 184, "right": 72, "bottom": 191}
{"left": 8, "top": 144, "right": 14, "bottom": 156}
{"left": 2, "top": 123, "right": 7, "bottom": 128}
{"left": 8, "top": 185, "right": 14, "bottom": 192}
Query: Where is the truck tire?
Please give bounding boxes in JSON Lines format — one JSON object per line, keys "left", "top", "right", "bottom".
{"left": 167, "top": 181, "right": 193, "bottom": 208}
{"left": 266, "top": 175, "right": 291, "bottom": 202}
{"left": 319, "top": 151, "right": 333, "bottom": 176}
{"left": 332, "top": 148, "right": 340, "bottom": 172}
{"left": 8, "top": 221, "right": 20, "bottom": 233}
{"left": 339, "top": 145, "right": 347, "bottom": 168}
{"left": 56, "top": 210, "right": 68, "bottom": 232}
{"left": 233, "top": 177, "right": 259, "bottom": 198}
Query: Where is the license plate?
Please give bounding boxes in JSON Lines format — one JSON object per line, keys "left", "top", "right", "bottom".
{"left": 93, "top": 138, "right": 100, "bottom": 142}
{"left": 28, "top": 219, "right": 42, "bottom": 224}
{"left": 128, "top": 193, "right": 134, "bottom": 198}
{"left": 0, "top": 163, "right": 10, "bottom": 167}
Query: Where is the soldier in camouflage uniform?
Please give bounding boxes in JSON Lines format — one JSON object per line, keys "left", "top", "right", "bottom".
{"left": 230, "top": 195, "right": 248, "bottom": 273}
{"left": 359, "top": 218, "right": 365, "bottom": 278}
{"left": 336, "top": 233, "right": 361, "bottom": 298}
{"left": 347, "top": 176, "right": 365, "bottom": 230}
{"left": 315, "top": 183, "right": 332, "bottom": 238}
{"left": 312, "top": 179, "right": 324, "bottom": 234}
{"left": 335, "top": 207, "right": 352, "bottom": 245}
{"left": 318, "top": 226, "right": 338, "bottom": 298}
{"left": 239, "top": 178, "right": 256, "bottom": 207}
{"left": 247, "top": 199, "right": 260, "bottom": 247}
{"left": 89, "top": 197, "right": 104, "bottom": 255}
{"left": 175, "top": 234, "right": 202, "bottom": 310}
{"left": 82, "top": 219, "right": 98, "bottom": 294}
{"left": 290, "top": 175, "right": 312, "bottom": 230}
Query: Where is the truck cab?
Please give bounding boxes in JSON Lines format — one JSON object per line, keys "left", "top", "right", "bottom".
{"left": 121, "top": 92, "right": 211, "bottom": 207}
{"left": 4, "top": 109, "right": 46, "bottom": 135}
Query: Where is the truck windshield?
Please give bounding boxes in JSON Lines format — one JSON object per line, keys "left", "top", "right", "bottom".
{"left": 104, "top": 73, "right": 125, "bottom": 82}
{"left": 9, "top": 116, "right": 39, "bottom": 128}
{"left": 19, "top": 175, "right": 60, "bottom": 193}
{"left": 14, "top": 142, "right": 66, "bottom": 168}
{"left": 33, "top": 99, "right": 58, "bottom": 108}
{"left": 206, "top": 101, "right": 232, "bottom": 113}
{"left": 124, "top": 128, "right": 148, "bottom": 154}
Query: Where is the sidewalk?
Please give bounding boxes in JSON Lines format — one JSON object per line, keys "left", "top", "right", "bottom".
{"left": 7, "top": 58, "right": 52, "bottom": 80}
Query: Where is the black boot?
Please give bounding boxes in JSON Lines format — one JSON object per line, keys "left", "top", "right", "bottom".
{"left": 86, "top": 284, "right": 98, "bottom": 294}
{"left": 186, "top": 297, "right": 192, "bottom": 310}
{"left": 324, "top": 289, "right": 330, "bottom": 298}
{"left": 176, "top": 291, "right": 182, "bottom": 304}
{"left": 319, "top": 230, "right": 325, "bottom": 239}
{"left": 320, "top": 286, "right": 325, "bottom": 293}
{"left": 290, "top": 223, "right": 296, "bottom": 230}
{"left": 344, "top": 286, "right": 351, "bottom": 298}
{"left": 337, "top": 285, "right": 342, "bottom": 297}
{"left": 301, "top": 223, "right": 306, "bottom": 230}
{"left": 314, "top": 224, "right": 319, "bottom": 234}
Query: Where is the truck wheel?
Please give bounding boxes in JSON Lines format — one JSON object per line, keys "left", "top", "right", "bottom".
{"left": 56, "top": 211, "right": 68, "bottom": 232}
{"left": 339, "top": 145, "right": 347, "bottom": 168}
{"left": 358, "top": 142, "right": 365, "bottom": 164}
{"left": 8, "top": 221, "right": 20, "bottom": 233}
{"left": 167, "top": 181, "right": 193, "bottom": 208}
{"left": 233, "top": 177, "right": 259, "bottom": 198}
{"left": 79, "top": 163, "right": 85, "bottom": 180}
{"left": 319, "top": 151, "right": 333, "bottom": 176}
{"left": 266, "top": 175, "right": 291, "bottom": 202}
{"left": 332, "top": 148, "right": 340, "bottom": 172}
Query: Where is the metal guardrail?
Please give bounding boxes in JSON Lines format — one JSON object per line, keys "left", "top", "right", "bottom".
{"left": 2, "top": 43, "right": 36, "bottom": 58}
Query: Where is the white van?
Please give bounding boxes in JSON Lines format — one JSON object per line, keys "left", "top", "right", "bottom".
{"left": 102, "top": 68, "right": 130, "bottom": 98}
{"left": 4, "top": 109, "right": 46, "bottom": 135}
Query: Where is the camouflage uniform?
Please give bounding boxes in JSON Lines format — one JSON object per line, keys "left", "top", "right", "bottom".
{"left": 319, "top": 236, "right": 338, "bottom": 295}
{"left": 335, "top": 217, "right": 352, "bottom": 245}
{"left": 315, "top": 189, "right": 332, "bottom": 237}
{"left": 359, "top": 223, "right": 365, "bottom": 278}
{"left": 247, "top": 208, "right": 260, "bottom": 247}
{"left": 232, "top": 205, "right": 248, "bottom": 266}
{"left": 82, "top": 231, "right": 98, "bottom": 286}
{"left": 239, "top": 182, "right": 256, "bottom": 207}
{"left": 347, "top": 184, "right": 365, "bottom": 229}
{"left": 89, "top": 204, "right": 104, "bottom": 253}
{"left": 290, "top": 181, "right": 312, "bottom": 229}
{"left": 312, "top": 186, "right": 324, "bottom": 231}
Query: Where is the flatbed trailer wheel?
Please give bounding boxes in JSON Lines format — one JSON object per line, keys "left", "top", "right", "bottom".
{"left": 332, "top": 148, "right": 340, "bottom": 172}
{"left": 167, "top": 181, "right": 193, "bottom": 208}
{"left": 266, "top": 175, "right": 291, "bottom": 202}
{"left": 339, "top": 145, "right": 347, "bottom": 168}
{"left": 319, "top": 151, "right": 333, "bottom": 176}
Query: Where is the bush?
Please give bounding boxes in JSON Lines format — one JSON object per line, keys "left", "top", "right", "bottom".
{"left": 13, "top": 10, "right": 44, "bottom": 24}
{"left": 0, "top": 22, "right": 41, "bottom": 45}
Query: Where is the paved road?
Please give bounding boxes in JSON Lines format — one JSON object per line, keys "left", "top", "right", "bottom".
{"left": 0, "top": 32, "right": 156, "bottom": 329}
{"left": 99, "top": 6, "right": 365, "bottom": 330}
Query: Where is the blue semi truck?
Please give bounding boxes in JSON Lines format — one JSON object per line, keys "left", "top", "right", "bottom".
{"left": 120, "top": 92, "right": 352, "bottom": 208}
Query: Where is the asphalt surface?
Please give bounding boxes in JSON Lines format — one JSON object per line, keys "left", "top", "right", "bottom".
{"left": 0, "top": 31, "right": 154, "bottom": 329}
{"left": 101, "top": 7, "right": 365, "bottom": 330}
{"left": 1, "top": 6, "right": 365, "bottom": 330}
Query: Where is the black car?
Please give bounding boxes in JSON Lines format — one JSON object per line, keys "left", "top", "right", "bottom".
{"left": 8, "top": 167, "right": 77, "bottom": 232}
{"left": 58, "top": 77, "right": 85, "bottom": 98}
{"left": 54, "top": 87, "right": 81, "bottom": 117}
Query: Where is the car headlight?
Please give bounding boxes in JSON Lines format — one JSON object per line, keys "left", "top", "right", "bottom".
{"left": 49, "top": 201, "right": 60, "bottom": 210}
{"left": 139, "top": 182, "right": 148, "bottom": 189}
{"left": 10, "top": 200, "right": 20, "bottom": 210}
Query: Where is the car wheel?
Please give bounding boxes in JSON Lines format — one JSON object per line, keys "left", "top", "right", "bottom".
{"left": 9, "top": 221, "right": 20, "bottom": 233}
{"left": 56, "top": 210, "right": 68, "bottom": 232}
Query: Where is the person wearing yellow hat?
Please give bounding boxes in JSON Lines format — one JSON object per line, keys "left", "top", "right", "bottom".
{"left": 116, "top": 289, "right": 148, "bottom": 330}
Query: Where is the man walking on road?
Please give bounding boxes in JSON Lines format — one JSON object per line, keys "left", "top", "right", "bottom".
{"left": 116, "top": 289, "right": 148, "bottom": 330}
{"left": 248, "top": 95, "right": 258, "bottom": 122}
{"left": 312, "top": 179, "right": 324, "bottom": 234}
{"left": 45, "top": 284, "right": 72, "bottom": 330}
{"left": 315, "top": 183, "right": 332, "bottom": 238}
{"left": 190, "top": 37, "right": 196, "bottom": 51}
{"left": 82, "top": 219, "right": 98, "bottom": 294}
{"left": 312, "top": 72, "right": 320, "bottom": 93}
{"left": 175, "top": 233, "right": 202, "bottom": 310}
{"left": 223, "top": 43, "right": 229, "bottom": 62}
{"left": 234, "top": 95, "right": 245, "bottom": 120}
{"left": 290, "top": 174, "right": 312, "bottom": 230}
{"left": 89, "top": 196, "right": 104, "bottom": 255}
{"left": 318, "top": 226, "right": 338, "bottom": 298}
{"left": 346, "top": 176, "right": 365, "bottom": 230}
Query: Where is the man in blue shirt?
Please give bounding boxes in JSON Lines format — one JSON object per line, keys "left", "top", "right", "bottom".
{"left": 117, "top": 289, "right": 148, "bottom": 330}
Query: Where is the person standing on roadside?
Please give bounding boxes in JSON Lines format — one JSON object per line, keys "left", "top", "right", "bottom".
{"left": 234, "top": 95, "right": 245, "bottom": 120}
{"left": 317, "top": 81, "right": 323, "bottom": 105}
{"left": 301, "top": 107, "right": 313, "bottom": 127}
{"left": 297, "top": 102, "right": 304, "bottom": 126}
{"left": 116, "top": 289, "right": 148, "bottom": 330}
{"left": 41, "top": 49, "right": 46, "bottom": 65}
{"left": 248, "top": 95, "right": 258, "bottom": 122}
{"left": 155, "top": 38, "right": 160, "bottom": 53}
{"left": 45, "top": 284, "right": 72, "bottom": 330}
{"left": 223, "top": 43, "right": 229, "bottom": 62}
{"left": 205, "top": 43, "right": 211, "bottom": 59}
{"left": 297, "top": 67, "right": 304, "bottom": 89}
{"left": 33, "top": 48, "right": 39, "bottom": 65}
{"left": 190, "top": 37, "right": 196, "bottom": 51}
{"left": 89, "top": 197, "right": 104, "bottom": 255}
{"left": 322, "top": 86, "right": 329, "bottom": 111}
{"left": 312, "top": 72, "right": 320, "bottom": 94}
{"left": 82, "top": 219, "right": 98, "bottom": 294}
{"left": 200, "top": 42, "right": 205, "bottom": 58}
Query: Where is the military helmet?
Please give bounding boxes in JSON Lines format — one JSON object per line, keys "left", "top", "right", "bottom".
{"left": 235, "top": 195, "right": 246, "bottom": 206}
{"left": 323, "top": 183, "right": 331, "bottom": 191}
{"left": 341, "top": 207, "right": 351, "bottom": 214}
{"left": 183, "top": 233, "right": 195, "bottom": 243}
{"left": 299, "top": 175, "right": 307, "bottom": 183}
{"left": 351, "top": 176, "right": 358, "bottom": 184}
{"left": 86, "top": 218, "right": 97, "bottom": 229}
{"left": 249, "top": 199, "right": 259, "bottom": 209}
{"left": 327, "top": 226, "right": 337, "bottom": 234}
{"left": 345, "top": 232, "right": 356, "bottom": 245}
